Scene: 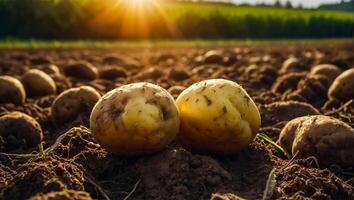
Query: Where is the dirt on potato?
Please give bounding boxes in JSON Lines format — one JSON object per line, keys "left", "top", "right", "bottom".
{"left": 0, "top": 41, "right": 353, "bottom": 200}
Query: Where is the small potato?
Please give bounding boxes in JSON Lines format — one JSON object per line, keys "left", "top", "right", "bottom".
{"left": 64, "top": 62, "right": 98, "bottom": 80}
{"left": 272, "top": 72, "right": 306, "bottom": 93}
{"left": 21, "top": 69, "right": 56, "bottom": 97}
{"left": 310, "top": 64, "right": 341, "bottom": 82}
{"left": 90, "top": 83, "right": 179, "bottom": 155}
{"left": 52, "top": 86, "right": 101, "bottom": 125}
{"left": 0, "top": 112, "right": 43, "bottom": 150}
{"left": 39, "top": 64, "right": 61, "bottom": 75}
{"left": 0, "top": 76, "right": 26, "bottom": 105}
{"left": 99, "top": 66, "right": 127, "bottom": 80}
{"left": 136, "top": 67, "right": 164, "bottom": 80}
{"left": 168, "top": 69, "right": 190, "bottom": 82}
{"left": 279, "top": 57, "right": 306, "bottom": 74}
{"left": 176, "top": 79, "right": 261, "bottom": 154}
{"left": 204, "top": 50, "right": 223, "bottom": 64}
{"left": 328, "top": 68, "right": 354, "bottom": 102}
{"left": 278, "top": 115, "right": 354, "bottom": 167}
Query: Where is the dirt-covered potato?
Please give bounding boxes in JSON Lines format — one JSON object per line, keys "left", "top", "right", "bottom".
{"left": 98, "top": 66, "right": 127, "bottom": 80}
{"left": 21, "top": 69, "right": 56, "bottom": 97}
{"left": 328, "top": 68, "right": 354, "bottom": 102}
{"left": 0, "top": 112, "right": 43, "bottom": 151}
{"left": 0, "top": 76, "right": 26, "bottom": 105}
{"left": 279, "top": 57, "right": 306, "bottom": 74}
{"left": 39, "top": 64, "right": 61, "bottom": 75}
{"left": 90, "top": 82, "right": 179, "bottom": 155}
{"left": 204, "top": 50, "right": 223, "bottom": 64}
{"left": 52, "top": 86, "right": 101, "bottom": 125}
{"left": 260, "top": 101, "right": 319, "bottom": 127}
{"left": 176, "top": 79, "right": 261, "bottom": 154}
{"left": 272, "top": 72, "right": 306, "bottom": 93}
{"left": 310, "top": 64, "right": 341, "bottom": 82}
{"left": 278, "top": 115, "right": 354, "bottom": 167}
{"left": 64, "top": 62, "right": 98, "bottom": 80}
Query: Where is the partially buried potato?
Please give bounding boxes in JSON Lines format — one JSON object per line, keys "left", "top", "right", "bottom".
{"left": 328, "top": 68, "right": 354, "bottom": 102}
{"left": 0, "top": 75, "right": 26, "bottom": 105}
{"left": 310, "top": 64, "right": 341, "bottom": 82}
{"left": 52, "top": 86, "right": 101, "bottom": 125}
{"left": 90, "top": 82, "right": 179, "bottom": 155}
{"left": 21, "top": 69, "right": 56, "bottom": 97}
{"left": 176, "top": 79, "right": 261, "bottom": 154}
{"left": 0, "top": 112, "right": 43, "bottom": 151}
{"left": 278, "top": 115, "right": 354, "bottom": 167}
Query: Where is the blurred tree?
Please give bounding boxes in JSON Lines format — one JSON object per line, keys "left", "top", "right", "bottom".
{"left": 285, "top": 1, "right": 293, "bottom": 8}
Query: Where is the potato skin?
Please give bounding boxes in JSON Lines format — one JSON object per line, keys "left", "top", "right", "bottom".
{"left": 328, "top": 68, "right": 354, "bottom": 102}
{"left": 0, "top": 112, "right": 43, "bottom": 150}
{"left": 278, "top": 115, "right": 354, "bottom": 167}
{"left": 90, "top": 82, "right": 180, "bottom": 155}
{"left": 0, "top": 76, "right": 26, "bottom": 105}
{"left": 176, "top": 79, "right": 261, "bottom": 154}
{"left": 310, "top": 64, "right": 341, "bottom": 82}
{"left": 21, "top": 69, "right": 56, "bottom": 97}
{"left": 52, "top": 86, "right": 101, "bottom": 125}
{"left": 64, "top": 62, "right": 98, "bottom": 80}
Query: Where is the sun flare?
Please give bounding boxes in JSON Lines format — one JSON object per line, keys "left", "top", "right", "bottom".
{"left": 124, "top": 0, "right": 154, "bottom": 8}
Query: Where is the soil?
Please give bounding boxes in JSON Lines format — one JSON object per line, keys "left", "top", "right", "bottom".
{"left": 0, "top": 41, "right": 353, "bottom": 200}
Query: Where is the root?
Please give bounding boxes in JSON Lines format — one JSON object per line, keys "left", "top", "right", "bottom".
{"left": 123, "top": 179, "right": 141, "bottom": 200}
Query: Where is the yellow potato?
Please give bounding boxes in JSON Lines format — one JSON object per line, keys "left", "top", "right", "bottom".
{"left": 176, "top": 79, "right": 261, "bottom": 154}
{"left": 90, "top": 82, "right": 179, "bottom": 155}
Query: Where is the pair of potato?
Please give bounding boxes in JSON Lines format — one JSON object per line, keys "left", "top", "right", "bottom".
{"left": 90, "top": 79, "right": 261, "bottom": 155}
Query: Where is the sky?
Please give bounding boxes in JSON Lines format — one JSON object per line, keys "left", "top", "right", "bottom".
{"left": 231, "top": 0, "right": 342, "bottom": 8}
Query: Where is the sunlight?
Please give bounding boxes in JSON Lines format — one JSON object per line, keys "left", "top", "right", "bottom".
{"left": 123, "top": 0, "right": 154, "bottom": 8}
{"left": 86, "top": 0, "right": 181, "bottom": 39}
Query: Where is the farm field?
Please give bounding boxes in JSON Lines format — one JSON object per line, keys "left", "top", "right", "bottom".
{"left": 0, "top": 40, "right": 353, "bottom": 199}
{"left": 0, "top": 1, "right": 353, "bottom": 39}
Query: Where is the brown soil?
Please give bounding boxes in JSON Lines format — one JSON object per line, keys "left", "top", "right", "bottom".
{"left": 0, "top": 41, "right": 353, "bottom": 200}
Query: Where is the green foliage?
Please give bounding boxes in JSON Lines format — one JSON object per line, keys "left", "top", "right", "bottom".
{"left": 0, "top": 0, "right": 352, "bottom": 39}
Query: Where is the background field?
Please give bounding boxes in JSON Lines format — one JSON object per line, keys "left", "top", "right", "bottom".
{"left": 0, "top": 0, "right": 353, "bottom": 40}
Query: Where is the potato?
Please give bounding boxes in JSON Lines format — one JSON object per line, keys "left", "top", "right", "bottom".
{"left": 21, "top": 69, "right": 56, "bottom": 97}
{"left": 293, "top": 116, "right": 354, "bottom": 166}
{"left": 90, "top": 82, "right": 179, "bottom": 155}
{"left": 204, "top": 50, "right": 223, "bottom": 64}
{"left": 52, "top": 86, "right": 101, "bottom": 125}
{"left": 64, "top": 62, "right": 98, "bottom": 80}
{"left": 328, "top": 68, "right": 354, "bottom": 102}
{"left": 0, "top": 76, "right": 26, "bottom": 105}
{"left": 39, "top": 64, "right": 61, "bottom": 75}
{"left": 0, "top": 112, "right": 43, "bottom": 150}
{"left": 310, "top": 64, "right": 341, "bottom": 82}
{"left": 278, "top": 115, "right": 354, "bottom": 167}
{"left": 272, "top": 72, "right": 306, "bottom": 93}
{"left": 260, "top": 101, "right": 319, "bottom": 127}
{"left": 176, "top": 79, "right": 261, "bottom": 154}
{"left": 277, "top": 115, "right": 354, "bottom": 167}
{"left": 99, "top": 66, "right": 127, "bottom": 80}
{"left": 279, "top": 57, "right": 306, "bottom": 74}
{"left": 168, "top": 68, "right": 190, "bottom": 82}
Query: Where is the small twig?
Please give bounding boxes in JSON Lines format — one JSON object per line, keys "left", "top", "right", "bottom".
{"left": 285, "top": 151, "right": 299, "bottom": 167}
{"left": 262, "top": 168, "right": 276, "bottom": 200}
{"left": 85, "top": 174, "right": 111, "bottom": 200}
{"left": 307, "top": 156, "right": 320, "bottom": 169}
{"left": 325, "top": 99, "right": 353, "bottom": 115}
{"left": 123, "top": 179, "right": 141, "bottom": 200}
